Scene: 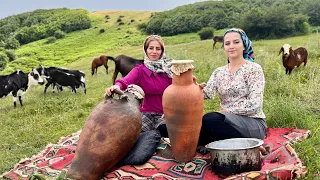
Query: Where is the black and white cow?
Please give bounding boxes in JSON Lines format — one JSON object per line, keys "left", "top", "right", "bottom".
{"left": 36, "top": 66, "right": 86, "bottom": 94}
{"left": 0, "top": 68, "right": 44, "bottom": 107}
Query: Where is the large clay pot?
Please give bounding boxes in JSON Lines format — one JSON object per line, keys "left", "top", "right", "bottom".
{"left": 66, "top": 85, "right": 144, "bottom": 180}
{"left": 163, "top": 60, "right": 204, "bottom": 162}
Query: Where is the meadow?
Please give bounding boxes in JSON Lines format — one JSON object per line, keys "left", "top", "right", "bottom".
{"left": 0, "top": 10, "right": 319, "bottom": 179}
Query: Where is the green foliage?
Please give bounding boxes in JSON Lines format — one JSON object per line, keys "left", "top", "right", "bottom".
{"left": 0, "top": 40, "right": 5, "bottom": 48}
{"left": 46, "top": 37, "right": 57, "bottom": 44}
{"left": 137, "top": 23, "right": 147, "bottom": 32}
{"left": 15, "top": 25, "right": 47, "bottom": 44}
{"left": 302, "top": 0, "right": 320, "bottom": 26}
{"left": 4, "top": 36, "right": 20, "bottom": 49}
{"left": 0, "top": 51, "right": 8, "bottom": 70}
{"left": 54, "top": 30, "right": 65, "bottom": 39}
{"left": 0, "top": 8, "right": 91, "bottom": 45}
{"left": 144, "top": 0, "right": 316, "bottom": 39}
{"left": 239, "top": 6, "right": 310, "bottom": 39}
{"left": 4, "top": 49, "right": 17, "bottom": 62}
{"left": 198, "top": 27, "right": 214, "bottom": 40}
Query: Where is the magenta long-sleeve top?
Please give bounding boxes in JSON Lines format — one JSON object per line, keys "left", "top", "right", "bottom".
{"left": 115, "top": 64, "right": 172, "bottom": 114}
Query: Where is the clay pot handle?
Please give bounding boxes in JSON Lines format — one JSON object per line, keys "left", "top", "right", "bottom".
{"left": 105, "top": 88, "right": 126, "bottom": 101}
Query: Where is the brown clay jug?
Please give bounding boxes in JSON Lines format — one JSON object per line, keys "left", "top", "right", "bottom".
{"left": 163, "top": 60, "right": 204, "bottom": 162}
{"left": 66, "top": 85, "right": 144, "bottom": 180}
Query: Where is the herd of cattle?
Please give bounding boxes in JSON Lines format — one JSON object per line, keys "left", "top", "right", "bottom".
{"left": 0, "top": 43, "right": 309, "bottom": 108}
{"left": 0, "top": 66, "right": 86, "bottom": 108}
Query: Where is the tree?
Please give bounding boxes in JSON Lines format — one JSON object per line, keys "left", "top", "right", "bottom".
{"left": 303, "top": 0, "right": 320, "bottom": 26}
{"left": 4, "top": 36, "right": 20, "bottom": 49}
{"left": 0, "top": 52, "right": 8, "bottom": 71}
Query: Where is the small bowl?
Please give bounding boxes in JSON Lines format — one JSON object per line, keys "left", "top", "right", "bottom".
{"left": 206, "top": 138, "right": 264, "bottom": 176}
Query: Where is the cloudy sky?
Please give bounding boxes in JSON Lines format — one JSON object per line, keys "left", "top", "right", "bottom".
{"left": 0, "top": 0, "right": 202, "bottom": 19}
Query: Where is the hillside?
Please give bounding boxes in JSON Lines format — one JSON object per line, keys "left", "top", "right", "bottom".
{"left": 0, "top": 9, "right": 319, "bottom": 179}
{"left": 0, "top": 10, "right": 202, "bottom": 74}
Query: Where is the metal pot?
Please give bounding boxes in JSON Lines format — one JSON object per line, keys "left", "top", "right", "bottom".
{"left": 205, "top": 138, "right": 264, "bottom": 176}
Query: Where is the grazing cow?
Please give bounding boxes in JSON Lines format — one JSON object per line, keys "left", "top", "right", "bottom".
{"left": 36, "top": 66, "right": 86, "bottom": 94}
{"left": 278, "top": 44, "right": 308, "bottom": 74}
{"left": 213, "top": 36, "right": 224, "bottom": 49}
{"left": 108, "top": 55, "right": 144, "bottom": 85}
{"left": 91, "top": 55, "right": 115, "bottom": 76}
{"left": 0, "top": 68, "right": 44, "bottom": 107}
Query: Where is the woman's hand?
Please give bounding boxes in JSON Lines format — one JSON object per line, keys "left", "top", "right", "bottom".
{"left": 199, "top": 83, "right": 206, "bottom": 90}
{"left": 104, "top": 85, "right": 120, "bottom": 97}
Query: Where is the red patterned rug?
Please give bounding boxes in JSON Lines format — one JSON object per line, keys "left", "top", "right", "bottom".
{"left": 1, "top": 127, "right": 310, "bottom": 180}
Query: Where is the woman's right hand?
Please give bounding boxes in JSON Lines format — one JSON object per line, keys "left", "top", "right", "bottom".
{"left": 104, "top": 85, "right": 120, "bottom": 97}
{"left": 199, "top": 83, "right": 206, "bottom": 90}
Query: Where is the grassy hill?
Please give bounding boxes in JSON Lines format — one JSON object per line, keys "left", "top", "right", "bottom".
{"left": 0, "top": 10, "right": 320, "bottom": 179}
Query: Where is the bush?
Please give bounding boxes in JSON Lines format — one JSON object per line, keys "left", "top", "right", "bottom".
{"left": 137, "top": 23, "right": 147, "bottom": 32}
{"left": 0, "top": 40, "right": 4, "bottom": 48}
{"left": 5, "top": 49, "right": 17, "bottom": 62}
{"left": 54, "top": 30, "right": 65, "bottom": 39}
{"left": 46, "top": 37, "right": 57, "bottom": 44}
{"left": 99, "top": 29, "right": 105, "bottom": 33}
{"left": 198, "top": 27, "right": 214, "bottom": 40}
{"left": 0, "top": 52, "right": 8, "bottom": 71}
{"left": 5, "top": 36, "right": 20, "bottom": 49}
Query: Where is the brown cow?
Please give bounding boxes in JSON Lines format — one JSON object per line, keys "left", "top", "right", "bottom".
{"left": 279, "top": 44, "right": 308, "bottom": 74}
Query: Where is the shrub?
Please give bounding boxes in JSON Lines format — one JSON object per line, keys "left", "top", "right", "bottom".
{"left": 99, "top": 29, "right": 105, "bottom": 33}
{"left": 54, "top": 30, "right": 65, "bottom": 39}
{"left": 137, "top": 23, "right": 147, "bottom": 32}
{"left": 5, "top": 49, "right": 17, "bottom": 62}
{"left": 46, "top": 37, "right": 57, "bottom": 44}
{"left": 198, "top": 27, "right": 214, "bottom": 40}
{"left": 0, "top": 40, "right": 4, "bottom": 48}
{"left": 5, "top": 37, "right": 20, "bottom": 49}
{"left": 0, "top": 52, "right": 8, "bottom": 71}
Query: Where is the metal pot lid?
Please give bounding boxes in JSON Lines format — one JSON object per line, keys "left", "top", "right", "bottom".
{"left": 205, "top": 138, "right": 264, "bottom": 151}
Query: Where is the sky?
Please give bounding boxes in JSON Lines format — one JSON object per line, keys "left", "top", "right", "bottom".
{"left": 0, "top": 0, "right": 202, "bottom": 19}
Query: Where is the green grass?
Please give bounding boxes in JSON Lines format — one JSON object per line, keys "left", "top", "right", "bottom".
{"left": 0, "top": 10, "right": 320, "bottom": 179}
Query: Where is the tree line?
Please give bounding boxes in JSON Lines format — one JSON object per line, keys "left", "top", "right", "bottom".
{"left": 141, "top": 0, "right": 320, "bottom": 39}
{"left": 0, "top": 8, "right": 91, "bottom": 49}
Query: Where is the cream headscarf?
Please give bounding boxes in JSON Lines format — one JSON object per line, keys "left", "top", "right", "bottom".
{"left": 143, "top": 35, "right": 172, "bottom": 78}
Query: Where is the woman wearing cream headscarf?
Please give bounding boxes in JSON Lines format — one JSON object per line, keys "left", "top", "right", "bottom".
{"left": 105, "top": 35, "right": 172, "bottom": 137}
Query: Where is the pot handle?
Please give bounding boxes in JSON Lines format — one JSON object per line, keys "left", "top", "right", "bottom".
{"left": 104, "top": 89, "right": 127, "bottom": 101}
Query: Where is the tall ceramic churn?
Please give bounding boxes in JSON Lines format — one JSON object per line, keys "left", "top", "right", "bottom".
{"left": 163, "top": 60, "right": 204, "bottom": 162}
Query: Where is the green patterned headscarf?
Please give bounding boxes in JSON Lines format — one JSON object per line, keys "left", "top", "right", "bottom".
{"left": 224, "top": 28, "right": 255, "bottom": 62}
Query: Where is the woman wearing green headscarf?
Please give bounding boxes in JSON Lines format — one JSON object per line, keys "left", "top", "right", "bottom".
{"left": 198, "top": 28, "right": 266, "bottom": 146}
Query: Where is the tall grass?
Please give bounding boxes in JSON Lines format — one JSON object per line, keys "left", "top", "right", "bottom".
{"left": 0, "top": 11, "right": 319, "bottom": 179}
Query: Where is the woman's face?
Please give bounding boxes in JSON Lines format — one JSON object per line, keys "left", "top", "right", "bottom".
{"left": 223, "top": 32, "right": 244, "bottom": 60}
{"left": 146, "top": 40, "right": 162, "bottom": 61}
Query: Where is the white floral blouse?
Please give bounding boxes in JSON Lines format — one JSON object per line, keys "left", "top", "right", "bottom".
{"left": 203, "top": 61, "right": 266, "bottom": 118}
